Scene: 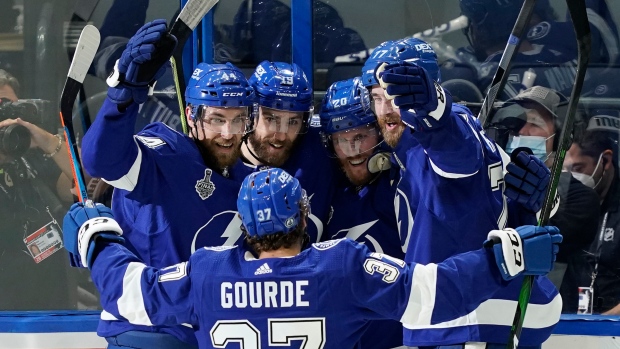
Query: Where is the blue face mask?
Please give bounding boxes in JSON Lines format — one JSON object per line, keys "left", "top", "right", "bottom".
{"left": 505, "top": 134, "right": 554, "bottom": 161}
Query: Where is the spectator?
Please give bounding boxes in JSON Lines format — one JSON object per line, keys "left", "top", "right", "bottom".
{"left": 493, "top": 86, "right": 600, "bottom": 312}
{"left": 564, "top": 114, "right": 620, "bottom": 314}
{"left": 0, "top": 69, "right": 78, "bottom": 310}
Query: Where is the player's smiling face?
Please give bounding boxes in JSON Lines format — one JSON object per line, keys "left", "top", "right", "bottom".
{"left": 332, "top": 124, "right": 380, "bottom": 186}
{"left": 371, "top": 85, "right": 405, "bottom": 148}
{"left": 248, "top": 107, "right": 304, "bottom": 167}
{"left": 186, "top": 106, "right": 247, "bottom": 168}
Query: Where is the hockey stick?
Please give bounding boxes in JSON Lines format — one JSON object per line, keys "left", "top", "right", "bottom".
{"left": 59, "top": 24, "right": 100, "bottom": 204}
{"left": 477, "top": 0, "right": 537, "bottom": 127}
{"left": 169, "top": 0, "right": 220, "bottom": 134}
{"left": 65, "top": 0, "right": 102, "bottom": 132}
{"left": 334, "top": 16, "right": 469, "bottom": 63}
{"left": 505, "top": 0, "right": 591, "bottom": 348}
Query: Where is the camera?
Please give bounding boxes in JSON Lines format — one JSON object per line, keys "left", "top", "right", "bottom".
{"left": 0, "top": 98, "right": 51, "bottom": 157}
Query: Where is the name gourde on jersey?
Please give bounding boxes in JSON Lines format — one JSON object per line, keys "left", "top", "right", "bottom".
{"left": 221, "top": 280, "right": 310, "bottom": 309}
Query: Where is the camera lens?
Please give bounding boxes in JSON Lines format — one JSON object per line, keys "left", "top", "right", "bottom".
{"left": 0, "top": 124, "right": 30, "bottom": 157}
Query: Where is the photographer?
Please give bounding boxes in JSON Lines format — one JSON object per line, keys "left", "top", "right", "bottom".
{"left": 0, "top": 69, "right": 77, "bottom": 310}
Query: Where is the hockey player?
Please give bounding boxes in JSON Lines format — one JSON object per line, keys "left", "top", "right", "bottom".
{"left": 361, "top": 38, "right": 560, "bottom": 347}
{"left": 62, "top": 167, "right": 563, "bottom": 349}
{"left": 319, "top": 77, "right": 403, "bottom": 348}
{"left": 237, "top": 61, "right": 337, "bottom": 243}
{"left": 80, "top": 20, "right": 255, "bottom": 349}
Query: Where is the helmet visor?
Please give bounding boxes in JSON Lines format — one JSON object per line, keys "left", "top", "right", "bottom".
{"left": 195, "top": 106, "right": 251, "bottom": 135}
{"left": 257, "top": 107, "right": 312, "bottom": 135}
{"left": 329, "top": 124, "right": 382, "bottom": 158}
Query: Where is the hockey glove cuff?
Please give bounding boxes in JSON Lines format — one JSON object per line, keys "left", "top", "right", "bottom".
{"left": 63, "top": 202, "right": 124, "bottom": 268}
{"left": 484, "top": 226, "right": 562, "bottom": 281}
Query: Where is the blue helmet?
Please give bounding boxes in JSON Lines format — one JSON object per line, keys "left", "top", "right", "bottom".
{"left": 361, "top": 37, "right": 440, "bottom": 87}
{"left": 237, "top": 168, "right": 306, "bottom": 237}
{"left": 320, "top": 77, "right": 375, "bottom": 134}
{"left": 185, "top": 62, "right": 255, "bottom": 110}
{"left": 249, "top": 61, "right": 313, "bottom": 113}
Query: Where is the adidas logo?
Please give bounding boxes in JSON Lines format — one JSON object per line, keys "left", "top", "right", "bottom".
{"left": 254, "top": 263, "right": 272, "bottom": 275}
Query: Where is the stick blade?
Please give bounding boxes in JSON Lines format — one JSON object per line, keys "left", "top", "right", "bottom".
{"left": 68, "top": 24, "right": 100, "bottom": 84}
{"left": 176, "top": 0, "right": 219, "bottom": 31}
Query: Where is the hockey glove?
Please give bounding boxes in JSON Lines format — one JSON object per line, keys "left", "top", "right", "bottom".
{"left": 484, "top": 225, "right": 562, "bottom": 281}
{"left": 106, "top": 19, "right": 177, "bottom": 105}
{"left": 375, "top": 61, "right": 450, "bottom": 131}
{"left": 505, "top": 150, "right": 550, "bottom": 213}
{"left": 63, "top": 202, "right": 124, "bottom": 269}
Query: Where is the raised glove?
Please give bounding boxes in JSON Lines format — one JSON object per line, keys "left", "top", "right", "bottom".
{"left": 63, "top": 202, "right": 124, "bottom": 268}
{"left": 375, "top": 61, "right": 450, "bottom": 131}
{"left": 505, "top": 150, "right": 550, "bottom": 212}
{"left": 484, "top": 225, "right": 562, "bottom": 281}
{"left": 106, "top": 19, "right": 177, "bottom": 105}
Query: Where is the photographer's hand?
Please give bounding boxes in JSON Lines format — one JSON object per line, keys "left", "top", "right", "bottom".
{"left": 0, "top": 118, "right": 76, "bottom": 196}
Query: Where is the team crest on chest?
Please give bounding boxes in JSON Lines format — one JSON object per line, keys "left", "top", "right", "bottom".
{"left": 196, "top": 168, "right": 216, "bottom": 200}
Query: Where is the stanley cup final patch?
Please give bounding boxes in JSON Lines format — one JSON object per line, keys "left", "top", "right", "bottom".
{"left": 196, "top": 168, "right": 216, "bottom": 200}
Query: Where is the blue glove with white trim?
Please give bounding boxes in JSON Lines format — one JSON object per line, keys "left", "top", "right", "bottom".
{"left": 505, "top": 150, "right": 550, "bottom": 213}
{"left": 484, "top": 225, "right": 562, "bottom": 281}
{"left": 375, "top": 61, "right": 450, "bottom": 131}
{"left": 63, "top": 202, "right": 124, "bottom": 268}
{"left": 106, "top": 19, "right": 177, "bottom": 105}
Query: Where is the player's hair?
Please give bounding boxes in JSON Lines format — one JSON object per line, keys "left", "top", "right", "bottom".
{"left": 242, "top": 204, "right": 309, "bottom": 254}
{"left": 0, "top": 69, "right": 20, "bottom": 95}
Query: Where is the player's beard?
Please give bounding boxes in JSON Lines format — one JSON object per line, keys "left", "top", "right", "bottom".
{"left": 200, "top": 137, "right": 242, "bottom": 169}
{"left": 377, "top": 115, "right": 405, "bottom": 148}
{"left": 338, "top": 155, "right": 373, "bottom": 187}
{"left": 248, "top": 133, "right": 298, "bottom": 167}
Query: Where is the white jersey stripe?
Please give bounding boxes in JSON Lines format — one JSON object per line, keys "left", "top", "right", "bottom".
{"left": 103, "top": 138, "right": 143, "bottom": 191}
{"left": 117, "top": 262, "right": 153, "bottom": 326}
{"left": 403, "top": 293, "right": 561, "bottom": 330}
{"left": 400, "top": 263, "right": 438, "bottom": 326}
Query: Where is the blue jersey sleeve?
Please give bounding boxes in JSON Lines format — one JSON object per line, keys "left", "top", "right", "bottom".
{"left": 91, "top": 242, "right": 198, "bottom": 327}
{"left": 401, "top": 103, "right": 487, "bottom": 177}
{"left": 82, "top": 99, "right": 141, "bottom": 181}
{"left": 345, "top": 241, "right": 509, "bottom": 327}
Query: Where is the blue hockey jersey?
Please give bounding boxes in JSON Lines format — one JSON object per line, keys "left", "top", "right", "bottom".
{"left": 90, "top": 238, "right": 521, "bottom": 349}
{"left": 81, "top": 99, "right": 247, "bottom": 344}
{"left": 325, "top": 170, "right": 403, "bottom": 349}
{"left": 391, "top": 102, "right": 560, "bottom": 346}
{"left": 234, "top": 128, "right": 338, "bottom": 244}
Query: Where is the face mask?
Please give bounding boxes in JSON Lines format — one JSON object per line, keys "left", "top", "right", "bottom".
{"left": 571, "top": 153, "right": 604, "bottom": 189}
{"left": 505, "top": 134, "right": 554, "bottom": 161}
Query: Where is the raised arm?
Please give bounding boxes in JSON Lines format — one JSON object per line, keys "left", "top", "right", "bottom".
{"left": 82, "top": 19, "right": 176, "bottom": 182}
{"left": 377, "top": 61, "right": 484, "bottom": 176}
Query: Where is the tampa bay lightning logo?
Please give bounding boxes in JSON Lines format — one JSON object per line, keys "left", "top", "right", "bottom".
{"left": 394, "top": 186, "right": 414, "bottom": 254}
{"left": 192, "top": 211, "right": 242, "bottom": 253}
{"left": 195, "top": 169, "right": 216, "bottom": 200}
{"left": 527, "top": 21, "right": 551, "bottom": 40}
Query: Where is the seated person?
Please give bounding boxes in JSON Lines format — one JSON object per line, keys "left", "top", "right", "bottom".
{"left": 564, "top": 115, "right": 620, "bottom": 314}
{"left": 491, "top": 86, "right": 600, "bottom": 312}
